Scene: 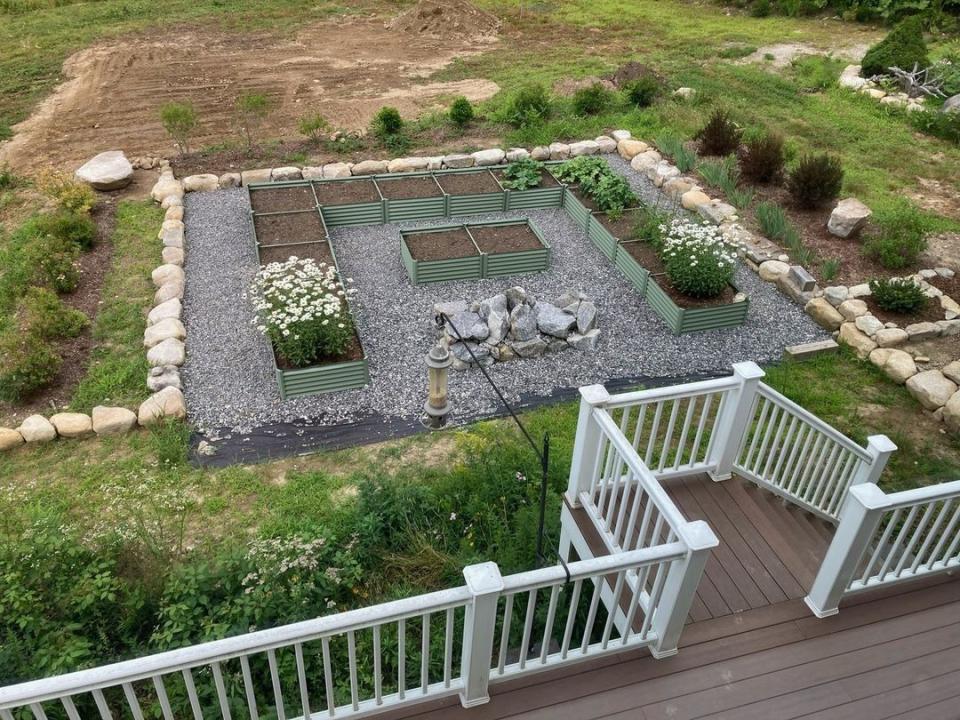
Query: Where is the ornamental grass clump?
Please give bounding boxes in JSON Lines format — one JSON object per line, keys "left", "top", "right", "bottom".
{"left": 250, "top": 257, "right": 357, "bottom": 368}
{"left": 660, "top": 219, "right": 737, "bottom": 298}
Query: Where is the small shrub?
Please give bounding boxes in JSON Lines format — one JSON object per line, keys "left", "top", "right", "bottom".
{"left": 750, "top": 0, "right": 771, "bottom": 17}
{"left": 371, "top": 106, "right": 404, "bottom": 138}
{"left": 908, "top": 108, "right": 960, "bottom": 145}
{"left": 869, "top": 277, "right": 928, "bottom": 314}
{"left": 661, "top": 218, "right": 737, "bottom": 298}
{"left": 592, "top": 173, "right": 636, "bottom": 216}
{"left": 756, "top": 200, "right": 791, "bottom": 240}
{"left": 0, "top": 165, "right": 18, "bottom": 190}
{"left": 25, "top": 234, "right": 81, "bottom": 293}
{"left": 861, "top": 16, "right": 930, "bottom": 78}
{"left": 623, "top": 76, "right": 660, "bottom": 107}
{"left": 740, "top": 131, "right": 785, "bottom": 183}
{"left": 820, "top": 257, "right": 841, "bottom": 283}
{"left": 500, "top": 158, "right": 543, "bottom": 190}
{"left": 159, "top": 101, "right": 198, "bottom": 155}
{"left": 631, "top": 203, "right": 672, "bottom": 249}
{"left": 504, "top": 84, "right": 551, "bottom": 128}
{"left": 863, "top": 200, "right": 930, "bottom": 269}
{"left": 448, "top": 96, "right": 475, "bottom": 127}
{"left": 298, "top": 113, "right": 330, "bottom": 143}
{"left": 695, "top": 109, "right": 741, "bottom": 156}
{"left": 787, "top": 153, "right": 843, "bottom": 209}
{"left": 250, "top": 257, "right": 357, "bottom": 368}
{"left": 34, "top": 169, "right": 95, "bottom": 214}
{"left": 34, "top": 210, "right": 97, "bottom": 250}
{"left": 235, "top": 92, "right": 272, "bottom": 149}
{"left": 0, "top": 329, "right": 62, "bottom": 401}
{"left": 572, "top": 82, "right": 612, "bottom": 115}
{"left": 655, "top": 134, "right": 697, "bottom": 172}
{"left": 18, "top": 287, "right": 88, "bottom": 340}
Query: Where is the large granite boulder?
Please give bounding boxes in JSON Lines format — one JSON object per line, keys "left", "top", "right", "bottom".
{"left": 75, "top": 151, "right": 134, "bottom": 190}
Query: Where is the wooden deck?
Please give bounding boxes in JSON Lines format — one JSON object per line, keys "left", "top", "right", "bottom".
{"left": 385, "top": 475, "right": 960, "bottom": 720}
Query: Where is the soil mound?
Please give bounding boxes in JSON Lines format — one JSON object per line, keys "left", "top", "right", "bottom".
{"left": 609, "top": 61, "right": 663, "bottom": 88}
{"left": 387, "top": 0, "right": 501, "bottom": 42}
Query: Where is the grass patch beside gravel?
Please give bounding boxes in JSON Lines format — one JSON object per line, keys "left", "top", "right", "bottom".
{"left": 70, "top": 200, "right": 160, "bottom": 413}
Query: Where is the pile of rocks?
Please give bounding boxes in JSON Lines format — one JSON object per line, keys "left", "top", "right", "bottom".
{"left": 435, "top": 287, "right": 600, "bottom": 370}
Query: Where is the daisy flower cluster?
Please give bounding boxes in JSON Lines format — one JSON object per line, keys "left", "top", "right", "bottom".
{"left": 659, "top": 218, "right": 737, "bottom": 298}
{"left": 249, "top": 257, "right": 356, "bottom": 368}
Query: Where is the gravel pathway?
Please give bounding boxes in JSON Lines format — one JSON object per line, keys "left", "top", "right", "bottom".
{"left": 182, "top": 162, "right": 825, "bottom": 437}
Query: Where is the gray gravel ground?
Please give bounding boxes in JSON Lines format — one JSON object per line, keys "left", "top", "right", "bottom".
{"left": 182, "top": 161, "right": 825, "bottom": 436}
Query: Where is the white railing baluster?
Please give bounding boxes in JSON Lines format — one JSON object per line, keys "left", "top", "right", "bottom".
{"left": 859, "top": 508, "right": 902, "bottom": 585}
{"left": 420, "top": 614, "right": 430, "bottom": 694}
{"left": 644, "top": 402, "right": 664, "bottom": 468}
{"left": 28, "top": 703, "right": 47, "bottom": 720}
{"left": 321, "top": 637, "right": 334, "bottom": 717}
{"left": 893, "top": 503, "right": 936, "bottom": 577}
{"left": 443, "top": 609, "right": 454, "bottom": 689}
{"left": 672, "top": 397, "right": 696, "bottom": 471}
{"left": 347, "top": 630, "right": 359, "bottom": 711}
{"left": 267, "top": 649, "right": 286, "bottom": 720}
{"left": 294, "top": 644, "right": 310, "bottom": 720}
{"left": 540, "top": 585, "right": 561, "bottom": 663}
{"left": 60, "top": 697, "right": 80, "bottom": 720}
{"left": 496, "top": 594, "right": 513, "bottom": 675}
{"left": 239, "top": 655, "right": 259, "bottom": 720}
{"left": 152, "top": 676, "right": 174, "bottom": 720}
{"left": 518, "top": 590, "right": 537, "bottom": 669}
{"left": 689, "top": 393, "right": 712, "bottom": 466}
{"left": 92, "top": 689, "right": 113, "bottom": 720}
{"left": 927, "top": 501, "right": 960, "bottom": 570}
{"left": 600, "top": 571, "right": 627, "bottom": 649}
{"left": 181, "top": 670, "right": 203, "bottom": 720}
{"left": 580, "top": 580, "right": 603, "bottom": 655}
{"left": 878, "top": 505, "right": 920, "bottom": 580}
{"left": 911, "top": 500, "right": 952, "bottom": 573}
{"left": 397, "top": 619, "right": 406, "bottom": 700}
{"left": 373, "top": 625, "right": 382, "bottom": 705}
{"left": 211, "top": 662, "right": 232, "bottom": 720}
{"left": 560, "top": 580, "right": 582, "bottom": 659}
{"left": 657, "top": 400, "right": 680, "bottom": 472}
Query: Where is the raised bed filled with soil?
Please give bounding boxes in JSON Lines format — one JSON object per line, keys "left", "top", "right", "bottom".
{"left": 436, "top": 169, "right": 506, "bottom": 216}
{"left": 273, "top": 335, "right": 369, "bottom": 401}
{"left": 313, "top": 178, "right": 384, "bottom": 228}
{"left": 614, "top": 240, "right": 748, "bottom": 334}
{"left": 491, "top": 168, "right": 565, "bottom": 211}
{"left": 400, "top": 219, "right": 550, "bottom": 285}
{"left": 253, "top": 210, "right": 326, "bottom": 247}
{"left": 249, "top": 183, "right": 317, "bottom": 214}
{"left": 378, "top": 174, "right": 446, "bottom": 223}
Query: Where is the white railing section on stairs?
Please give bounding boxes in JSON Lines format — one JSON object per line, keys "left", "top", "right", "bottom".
{"left": 0, "top": 542, "right": 712, "bottom": 720}
{"left": 805, "top": 479, "right": 960, "bottom": 617}
{"left": 733, "top": 384, "right": 896, "bottom": 521}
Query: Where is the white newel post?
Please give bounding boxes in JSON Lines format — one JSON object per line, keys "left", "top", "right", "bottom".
{"left": 650, "top": 520, "right": 718, "bottom": 659}
{"left": 849, "top": 435, "right": 897, "bottom": 487}
{"left": 460, "top": 562, "right": 503, "bottom": 708}
{"left": 707, "top": 362, "right": 765, "bottom": 482}
{"left": 565, "top": 384, "right": 610, "bottom": 507}
{"left": 805, "top": 483, "right": 888, "bottom": 618}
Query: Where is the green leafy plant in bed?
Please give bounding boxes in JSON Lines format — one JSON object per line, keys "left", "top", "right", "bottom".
{"left": 869, "top": 277, "right": 928, "bottom": 314}
{"left": 250, "top": 257, "right": 357, "bottom": 368}
{"left": 863, "top": 200, "right": 930, "bottom": 270}
{"left": 660, "top": 218, "right": 737, "bottom": 298}
{"left": 555, "top": 156, "right": 636, "bottom": 216}
{"left": 500, "top": 158, "right": 544, "bottom": 190}
{"left": 592, "top": 173, "right": 636, "bottom": 216}
{"left": 553, "top": 155, "right": 609, "bottom": 187}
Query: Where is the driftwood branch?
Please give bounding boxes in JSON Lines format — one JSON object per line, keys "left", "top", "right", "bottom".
{"left": 887, "top": 63, "right": 948, "bottom": 99}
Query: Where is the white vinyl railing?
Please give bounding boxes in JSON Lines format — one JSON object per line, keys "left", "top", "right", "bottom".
{"left": 0, "top": 543, "right": 708, "bottom": 720}
{"left": 805, "top": 479, "right": 960, "bottom": 617}
{"left": 733, "top": 385, "right": 896, "bottom": 521}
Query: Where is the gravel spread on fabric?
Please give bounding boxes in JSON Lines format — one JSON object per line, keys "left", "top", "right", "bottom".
{"left": 182, "top": 161, "right": 826, "bottom": 437}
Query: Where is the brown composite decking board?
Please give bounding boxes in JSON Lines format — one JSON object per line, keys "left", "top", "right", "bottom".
{"left": 385, "top": 473, "right": 960, "bottom": 720}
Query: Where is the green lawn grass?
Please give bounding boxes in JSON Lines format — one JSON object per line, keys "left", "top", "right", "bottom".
{"left": 70, "top": 201, "right": 160, "bottom": 412}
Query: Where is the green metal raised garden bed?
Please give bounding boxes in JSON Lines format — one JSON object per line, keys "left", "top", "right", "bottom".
{"left": 400, "top": 218, "right": 551, "bottom": 286}
{"left": 643, "top": 276, "right": 749, "bottom": 335}
{"left": 247, "top": 184, "right": 371, "bottom": 399}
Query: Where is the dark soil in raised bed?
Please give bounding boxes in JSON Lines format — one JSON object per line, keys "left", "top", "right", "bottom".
{"left": 569, "top": 186, "right": 600, "bottom": 212}
{"left": 866, "top": 273, "right": 960, "bottom": 325}
{"left": 254, "top": 211, "right": 325, "bottom": 246}
{"left": 377, "top": 175, "right": 443, "bottom": 200}
{"left": 621, "top": 240, "right": 737, "bottom": 308}
{"left": 404, "top": 228, "right": 478, "bottom": 261}
{"left": 436, "top": 170, "right": 501, "bottom": 196}
{"left": 258, "top": 240, "right": 335, "bottom": 267}
{"left": 250, "top": 185, "right": 316, "bottom": 214}
{"left": 491, "top": 168, "right": 560, "bottom": 189}
{"left": 312, "top": 179, "right": 380, "bottom": 206}
{"left": 470, "top": 223, "right": 544, "bottom": 254}
{"left": 596, "top": 208, "right": 646, "bottom": 240}
{"left": 275, "top": 331, "right": 364, "bottom": 370}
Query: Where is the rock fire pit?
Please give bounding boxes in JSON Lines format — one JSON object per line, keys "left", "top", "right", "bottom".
{"left": 435, "top": 286, "right": 600, "bottom": 370}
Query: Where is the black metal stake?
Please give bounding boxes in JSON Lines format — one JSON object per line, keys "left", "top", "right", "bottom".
{"left": 436, "top": 311, "right": 553, "bottom": 568}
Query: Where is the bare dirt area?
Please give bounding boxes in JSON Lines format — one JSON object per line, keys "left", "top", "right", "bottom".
{"left": 0, "top": 12, "right": 500, "bottom": 171}
{"left": 740, "top": 40, "right": 874, "bottom": 69}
